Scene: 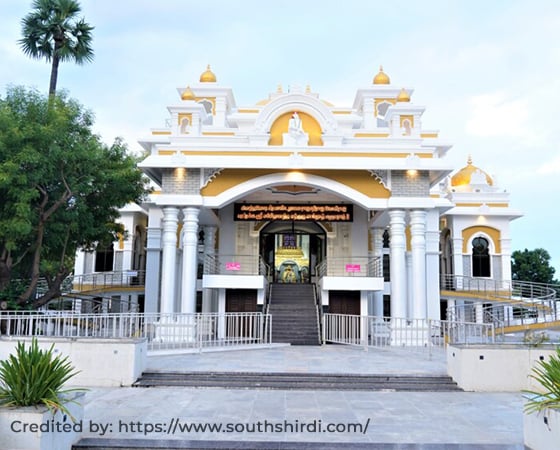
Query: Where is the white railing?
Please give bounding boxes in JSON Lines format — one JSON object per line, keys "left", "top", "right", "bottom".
{"left": 323, "top": 313, "right": 495, "bottom": 351}
{"left": 0, "top": 311, "right": 271, "bottom": 352}
{"left": 204, "top": 254, "right": 270, "bottom": 278}
{"left": 316, "top": 257, "right": 382, "bottom": 278}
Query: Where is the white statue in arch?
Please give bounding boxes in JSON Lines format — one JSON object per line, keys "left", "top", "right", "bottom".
{"left": 284, "top": 111, "right": 309, "bottom": 146}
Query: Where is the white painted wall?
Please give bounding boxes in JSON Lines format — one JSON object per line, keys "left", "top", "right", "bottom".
{"left": 447, "top": 345, "right": 557, "bottom": 392}
{"left": 0, "top": 338, "right": 147, "bottom": 387}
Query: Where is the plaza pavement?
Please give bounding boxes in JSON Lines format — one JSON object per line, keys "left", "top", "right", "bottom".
{"left": 79, "top": 345, "right": 526, "bottom": 449}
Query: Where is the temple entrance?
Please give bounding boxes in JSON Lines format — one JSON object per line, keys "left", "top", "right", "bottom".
{"left": 260, "top": 221, "right": 325, "bottom": 283}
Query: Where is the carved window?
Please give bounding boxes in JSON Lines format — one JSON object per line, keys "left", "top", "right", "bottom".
{"left": 95, "top": 243, "right": 114, "bottom": 272}
{"left": 376, "top": 102, "right": 391, "bottom": 127}
{"left": 472, "top": 237, "right": 491, "bottom": 277}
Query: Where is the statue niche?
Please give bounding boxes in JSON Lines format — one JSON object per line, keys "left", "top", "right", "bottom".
{"left": 283, "top": 111, "right": 309, "bottom": 146}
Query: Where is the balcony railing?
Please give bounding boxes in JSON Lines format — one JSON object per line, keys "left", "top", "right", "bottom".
{"left": 316, "top": 257, "right": 382, "bottom": 278}
{"left": 204, "top": 254, "right": 270, "bottom": 277}
{"left": 72, "top": 270, "right": 146, "bottom": 292}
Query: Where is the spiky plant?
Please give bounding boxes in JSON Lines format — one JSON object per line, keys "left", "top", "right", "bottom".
{"left": 524, "top": 346, "right": 560, "bottom": 414}
{"left": 0, "top": 338, "right": 84, "bottom": 419}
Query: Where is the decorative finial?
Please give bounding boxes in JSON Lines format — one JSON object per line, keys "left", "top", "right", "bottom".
{"left": 200, "top": 64, "right": 217, "bottom": 82}
{"left": 277, "top": 83, "right": 283, "bottom": 93}
{"left": 181, "top": 86, "right": 195, "bottom": 101}
{"left": 305, "top": 84, "right": 311, "bottom": 94}
{"left": 467, "top": 154, "right": 472, "bottom": 165}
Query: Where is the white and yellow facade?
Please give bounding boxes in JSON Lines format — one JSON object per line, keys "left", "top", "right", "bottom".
{"left": 74, "top": 65, "right": 522, "bottom": 321}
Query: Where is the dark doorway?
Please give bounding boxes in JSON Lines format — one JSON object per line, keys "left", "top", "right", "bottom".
{"left": 329, "top": 291, "right": 361, "bottom": 315}
{"left": 260, "top": 221, "right": 325, "bottom": 283}
{"left": 226, "top": 289, "right": 257, "bottom": 313}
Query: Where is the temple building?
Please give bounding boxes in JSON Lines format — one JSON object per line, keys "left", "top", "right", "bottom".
{"left": 73, "top": 65, "right": 522, "bottom": 327}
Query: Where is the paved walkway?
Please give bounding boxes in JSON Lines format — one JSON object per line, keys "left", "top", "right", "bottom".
{"left": 80, "top": 345, "right": 526, "bottom": 448}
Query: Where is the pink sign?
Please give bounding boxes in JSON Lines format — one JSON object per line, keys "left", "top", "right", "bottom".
{"left": 226, "top": 262, "right": 241, "bottom": 271}
{"left": 345, "top": 264, "right": 361, "bottom": 273}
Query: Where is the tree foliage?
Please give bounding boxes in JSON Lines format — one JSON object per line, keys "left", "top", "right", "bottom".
{"left": 511, "top": 248, "right": 557, "bottom": 284}
{"left": 19, "top": 0, "right": 94, "bottom": 96}
{"left": 0, "top": 86, "right": 149, "bottom": 308}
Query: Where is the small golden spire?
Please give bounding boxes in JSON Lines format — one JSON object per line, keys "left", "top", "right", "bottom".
{"left": 181, "top": 86, "right": 195, "bottom": 101}
{"left": 397, "top": 87, "right": 410, "bottom": 102}
{"left": 305, "top": 84, "right": 311, "bottom": 94}
{"left": 277, "top": 83, "right": 283, "bottom": 93}
{"left": 467, "top": 154, "right": 473, "bottom": 165}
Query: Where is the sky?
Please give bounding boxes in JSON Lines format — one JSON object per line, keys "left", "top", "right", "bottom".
{"left": 1, "top": 0, "right": 559, "bottom": 274}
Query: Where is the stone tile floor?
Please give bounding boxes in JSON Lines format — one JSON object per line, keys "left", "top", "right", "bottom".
{"left": 78, "top": 346, "right": 526, "bottom": 448}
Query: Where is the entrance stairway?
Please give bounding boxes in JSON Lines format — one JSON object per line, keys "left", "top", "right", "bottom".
{"left": 268, "top": 283, "right": 321, "bottom": 345}
{"left": 132, "top": 371, "right": 462, "bottom": 391}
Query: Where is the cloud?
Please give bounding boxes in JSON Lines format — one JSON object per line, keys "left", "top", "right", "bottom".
{"left": 465, "top": 91, "right": 530, "bottom": 138}
{"left": 537, "top": 156, "right": 560, "bottom": 175}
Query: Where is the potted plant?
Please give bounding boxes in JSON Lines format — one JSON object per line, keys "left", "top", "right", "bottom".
{"left": 523, "top": 346, "right": 560, "bottom": 450}
{"left": 0, "top": 338, "right": 86, "bottom": 450}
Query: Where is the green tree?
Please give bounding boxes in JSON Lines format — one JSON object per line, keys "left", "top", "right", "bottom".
{"left": 511, "top": 248, "right": 557, "bottom": 284}
{"left": 0, "top": 86, "right": 148, "bottom": 308}
{"left": 19, "top": 0, "right": 94, "bottom": 96}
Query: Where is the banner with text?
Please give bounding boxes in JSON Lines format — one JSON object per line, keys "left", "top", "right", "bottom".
{"left": 234, "top": 203, "right": 353, "bottom": 222}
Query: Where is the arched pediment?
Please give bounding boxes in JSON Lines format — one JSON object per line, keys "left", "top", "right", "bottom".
{"left": 254, "top": 93, "right": 338, "bottom": 137}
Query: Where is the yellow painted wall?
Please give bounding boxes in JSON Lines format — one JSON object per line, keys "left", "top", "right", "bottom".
{"left": 201, "top": 169, "right": 391, "bottom": 199}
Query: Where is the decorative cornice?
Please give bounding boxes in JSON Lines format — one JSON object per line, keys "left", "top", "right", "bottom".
{"left": 369, "top": 170, "right": 389, "bottom": 189}
{"left": 202, "top": 168, "right": 223, "bottom": 188}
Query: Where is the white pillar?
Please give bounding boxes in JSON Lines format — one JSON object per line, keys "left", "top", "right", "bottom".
{"left": 406, "top": 251, "right": 413, "bottom": 319}
{"left": 501, "top": 237, "right": 512, "bottom": 285}
{"left": 181, "top": 207, "right": 200, "bottom": 313}
{"left": 371, "top": 228, "right": 385, "bottom": 317}
{"left": 452, "top": 237, "right": 464, "bottom": 279}
{"left": 218, "top": 288, "right": 226, "bottom": 339}
{"left": 410, "top": 210, "right": 427, "bottom": 319}
{"left": 425, "top": 210, "right": 441, "bottom": 319}
{"left": 202, "top": 226, "right": 217, "bottom": 313}
{"left": 389, "top": 210, "right": 407, "bottom": 319}
{"left": 160, "top": 207, "right": 179, "bottom": 314}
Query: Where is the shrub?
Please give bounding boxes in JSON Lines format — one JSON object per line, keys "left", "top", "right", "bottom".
{"left": 524, "top": 346, "right": 560, "bottom": 414}
{"left": 0, "top": 338, "right": 84, "bottom": 418}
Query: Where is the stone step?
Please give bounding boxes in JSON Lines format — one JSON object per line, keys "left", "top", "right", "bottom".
{"left": 75, "top": 437, "right": 446, "bottom": 449}
{"left": 132, "top": 371, "right": 462, "bottom": 391}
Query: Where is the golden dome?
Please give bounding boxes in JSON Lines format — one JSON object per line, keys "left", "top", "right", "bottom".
{"left": 373, "top": 65, "right": 390, "bottom": 85}
{"left": 451, "top": 156, "right": 493, "bottom": 186}
{"left": 199, "top": 64, "right": 217, "bottom": 83}
{"left": 397, "top": 88, "right": 410, "bottom": 102}
{"left": 181, "top": 86, "right": 195, "bottom": 100}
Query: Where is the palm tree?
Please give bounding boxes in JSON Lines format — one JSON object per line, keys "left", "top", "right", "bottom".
{"left": 19, "top": 0, "right": 94, "bottom": 96}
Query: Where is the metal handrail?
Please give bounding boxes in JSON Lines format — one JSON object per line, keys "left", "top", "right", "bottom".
{"left": 441, "top": 274, "right": 559, "bottom": 332}
{"left": 72, "top": 270, "right": 146, "bottom": 292}
{"left": 440, "top": 274, "right": 556, "bottom": 303}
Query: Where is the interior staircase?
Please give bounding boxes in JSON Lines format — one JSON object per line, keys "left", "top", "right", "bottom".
{"left": 268, "top": 283, "right": 321, "bottom": 345}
